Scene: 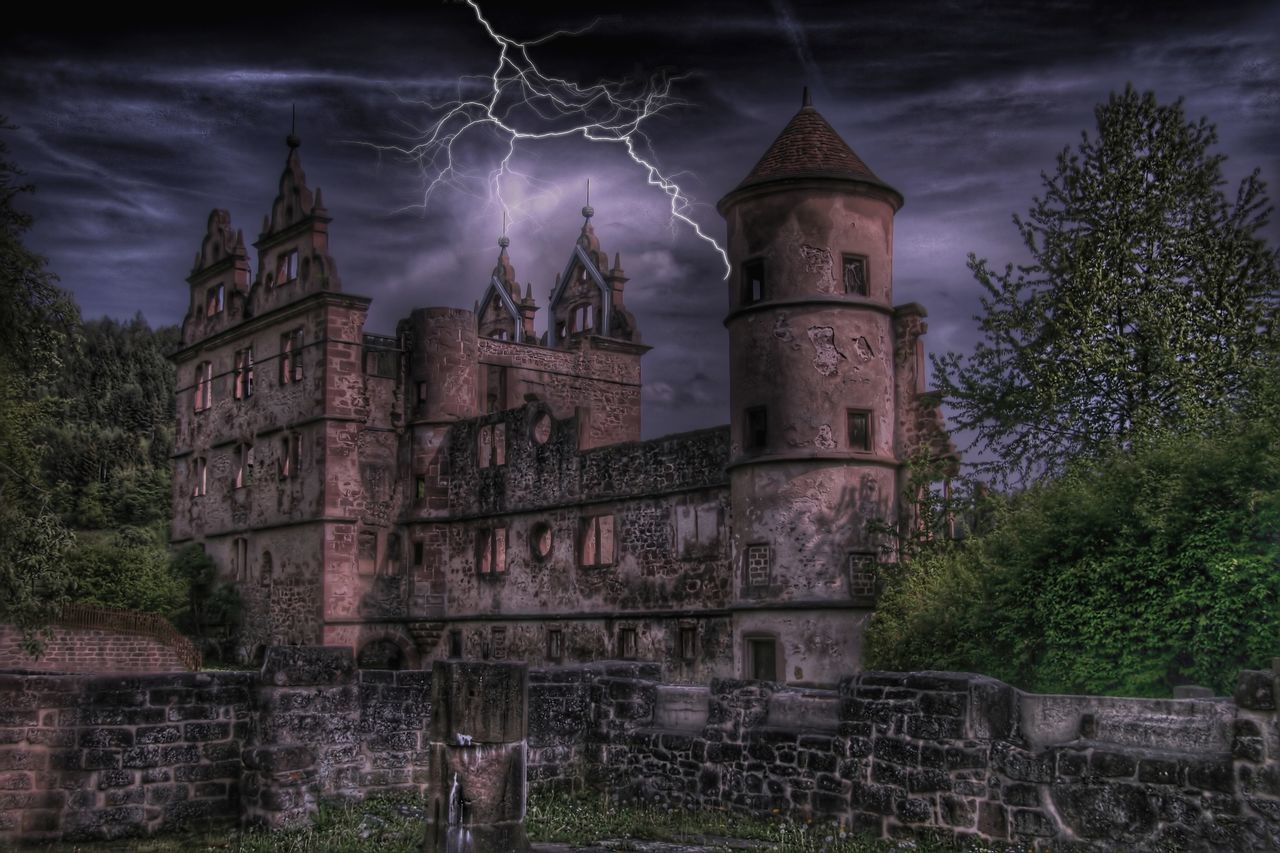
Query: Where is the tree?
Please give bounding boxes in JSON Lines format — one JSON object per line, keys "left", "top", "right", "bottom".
{"left": 935, "top": 86, "right": 1280, "bottom": 484}
{"left": 0, "top": 119, "right": 78, "bottom": 643}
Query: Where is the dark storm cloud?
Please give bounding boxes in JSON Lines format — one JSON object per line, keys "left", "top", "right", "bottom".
{"left": 2, "top": 0, "right": 1277, "bottom": 440}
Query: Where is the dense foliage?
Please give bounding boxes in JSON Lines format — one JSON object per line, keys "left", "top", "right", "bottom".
{"left": 0, "top": 120, "right": 77, "bottom": 640}
{"left": 935, "top": 86, "right": 1280, "bottom": 486}
{"left": 868, "top": 421, "right": 1280, "bottom": 697}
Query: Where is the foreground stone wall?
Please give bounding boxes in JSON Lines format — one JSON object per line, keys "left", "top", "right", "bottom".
{"left": 590, "top": 669, "right": 1280, "bottom": 851}
{"left": 3, "top": 648, "right": 1279, "bottom": 851}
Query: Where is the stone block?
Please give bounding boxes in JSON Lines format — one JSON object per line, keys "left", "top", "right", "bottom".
{"left": 1234, "top": 670, "right": 1275, "bottom": 710}
{"left": 261, "top": 646, "right": 355, "bottom": 687}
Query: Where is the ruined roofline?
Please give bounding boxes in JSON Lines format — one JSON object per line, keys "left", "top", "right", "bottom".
{"left": 168, "top": 289, "right": 371, "bottom": 362}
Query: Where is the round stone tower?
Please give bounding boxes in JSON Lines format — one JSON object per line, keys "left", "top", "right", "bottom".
{"left": 717, "top": 91, "right": 905, "bottom": 685}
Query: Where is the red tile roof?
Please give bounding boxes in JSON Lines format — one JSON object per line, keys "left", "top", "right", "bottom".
{"left": 733, "top": 105, "right": 893, "bottom": 194}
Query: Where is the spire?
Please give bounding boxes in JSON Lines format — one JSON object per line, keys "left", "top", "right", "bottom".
{"left": 802, "top": 86, "right": 812, "bottom": 109}
{"left": 492, "top": 221, "right": 518, "bottom": 299}
{"left": 286, "top": 103, "right": 300, "bottom": 150}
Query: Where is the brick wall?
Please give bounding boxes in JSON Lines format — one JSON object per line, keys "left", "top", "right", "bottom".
{"left": 0, "top": 670, "right": 250, "bottom": 842}
{"left": 0, "top": 626, "right": 189, "bottom": 674}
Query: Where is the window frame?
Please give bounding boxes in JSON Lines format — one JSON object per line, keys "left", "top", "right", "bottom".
{"left": 194, "top": 361, "right": 213, "bottom": 412}
{"left": 280, "top": 329, "right": 304, "bottom": 385}
{"left": 191, "top": 456, "right": 208, "bottom": 497}
{"left": 842, "top": 253, "right": 869, "bottom": 297}
{"left": 476, "top": 526, "right": 508, "bottom": 576}
{"left": 233, "top": 347, "right": 254, "bottom": 400}
{"left": 579, "top": 513, "right": 617, "bottom": 568}
{"left": 276, "top": 250, "right": 300, "bottom": 285}
{"left": 847, "top": 409, "right": 872, "bottom": 453}
{"left": 741, "top": 258, "right": 765, "bottom": 306}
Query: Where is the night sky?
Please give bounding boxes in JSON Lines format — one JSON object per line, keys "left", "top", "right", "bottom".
{"left": 3, "top": 0, "right": 1277, "bottom": 440}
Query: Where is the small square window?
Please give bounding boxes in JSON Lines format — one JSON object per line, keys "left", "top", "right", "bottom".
{"left": 842, "top": 254, "right": 868, "bottom": 296}
{"left": 742, "top": 259, "right": 765, "bottom": 305}
{"left": 747, "top": 637, "right": 777, "bottom": 681}
{"left": 847, "top": 410, "right": 871, "bottom": 452}
{"left": 848, "top": 552, "right": 877, "bottom": 598}
{"left": 745, "top": 407, "right": 768, "bottom": 451}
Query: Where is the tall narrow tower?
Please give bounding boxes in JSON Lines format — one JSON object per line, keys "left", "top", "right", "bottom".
{"left": 718, "top": 91, "right": 906, "bottom": 685}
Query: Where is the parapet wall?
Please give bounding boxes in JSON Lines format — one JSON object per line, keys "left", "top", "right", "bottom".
{"left": 0, "top": 626, "right": 190, "bottom": 674}
{"left": 3, "top": 649, "right": 1279, "bottom": 850}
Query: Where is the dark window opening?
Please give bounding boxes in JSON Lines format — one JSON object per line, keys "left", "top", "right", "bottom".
{"left": 748, "top": 638, "right": 777, "bottom": 681}
{"left": 742, "top": 259, "right": 765, "bottom": 305}
{"left": 679, "top": 625, "right": 697, "bottom": 662}
{"left": 847, "top": 410, "right": 871, "bottom": 452}
{"left": 448, "top": 630, "right": 463, "bottom": 659}
{"left": 617, "top": 627, "right": 637, "bottom": 660}
{"left": 843, "top": 254, "right": 868, "bottom": 296}
{"left": 547, "top": 628, "right": 563, "bottom": 662}
{"left": 745, "top": 406, "right": 768, "bottom": 451}
{"left": 413, "top": 541, "right": 425, "bottom": 566}
{"left": 415, "top": 477, "right": 427, "bottom": 504}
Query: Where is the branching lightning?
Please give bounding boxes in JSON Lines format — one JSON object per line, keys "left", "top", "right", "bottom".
{"left": 375, "top": 0, "right": 729, "bottom": 277}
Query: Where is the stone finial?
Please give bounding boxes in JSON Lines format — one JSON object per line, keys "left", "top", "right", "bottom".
{"left": 313, "top": 187, "right": 326, "bottom": 212}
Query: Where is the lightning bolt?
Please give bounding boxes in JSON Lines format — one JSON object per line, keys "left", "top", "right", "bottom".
{"left": 373, "top": 1, "right": 730, "bottom": 278}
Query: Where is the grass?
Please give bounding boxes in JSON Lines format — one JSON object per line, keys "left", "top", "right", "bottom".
{"left": 31, "top": 791, "right": 1009, "bottom": 852}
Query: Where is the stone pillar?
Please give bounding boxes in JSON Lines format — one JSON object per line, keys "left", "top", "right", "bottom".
{"left": 423, "top": 661, "right": 529, "bottom": 852}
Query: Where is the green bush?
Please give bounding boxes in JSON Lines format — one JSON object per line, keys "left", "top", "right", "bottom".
{"left": 867, "top": 423, "right": 1280, "bottom": 697}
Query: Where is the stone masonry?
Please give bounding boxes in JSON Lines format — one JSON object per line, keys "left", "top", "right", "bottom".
{"left": 2, "top": 648, "right": 1279, "bottom": 849}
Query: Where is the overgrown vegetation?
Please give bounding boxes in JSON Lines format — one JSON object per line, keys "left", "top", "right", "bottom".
{"left": 0, "top": 123, "right": 235, "bottom": 653}
{"left": 38, "top": 792, "right": 999, "bottom": 851}
{"left": 870, "top": 88, "right": 1280, "bottom": 698}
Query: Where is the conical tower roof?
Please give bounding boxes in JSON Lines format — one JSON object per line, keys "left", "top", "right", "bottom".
{"left": 721, "top": 90, "right": 901, "bottom": 209}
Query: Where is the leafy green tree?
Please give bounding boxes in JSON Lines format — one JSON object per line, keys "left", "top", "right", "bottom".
{"left": 0, "top": 119, "right": 78, "bottom": 643}
{"left": 936, "top": 86, "right": 1280, "bottom": 484}
{"left": 65, "top": 527, "right": 185, "bottom": 615}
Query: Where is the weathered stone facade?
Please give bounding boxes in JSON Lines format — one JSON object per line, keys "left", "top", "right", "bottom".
{"left": 170, "top": 97, "right": 955, "bottom": 682}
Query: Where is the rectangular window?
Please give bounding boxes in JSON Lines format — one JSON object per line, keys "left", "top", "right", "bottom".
{"left": 206, "top": 284, "right": 225, "bottom": 316}
{"left": 280, "top": 329, "right": 304, "bottom": 385}
{"left": 746, "top": 543, "right": 771, "bottom": 589}
{"left": 477, "top": 527, "right": 507, "bottom": 575}
{"left": 233, "top": 537, "right": 248, "bottom": 582}
{"left": 547, "top": 628, "right": 563, "bottom": 662}
{"left": 742, "top": 259, "right": 765, "bottom": 305}
{"left": 674, "top": 502, "right": 722, "bottom": 558}
{"left": 234, "top": 348, "right": 254, "bottom": 400}
{"left": 745, "top": 406, "right": 768, "bottom": 451}
{"left": 490, "top": 627, "right": 507, "bottom": 661}
{"left": 847, "top": 410, "right": 871, "bottom": 452}
{"left": 617, "top": 627, "right": 637, "bottom": 660}
{"left": 194, "top": 361, "right": 213, "bottom": 412}
{"left": 279, "top": 433, "right": 301, "bottom": 479}
{"left": 486, "top": 365, "right": 507, "bottom": 414}
{"left": 417, "top": 381, "right": 429, "bottom": 405}
{"left": 413, "top": 541, "right": 424, "bottom": 566}
{"left": 448, "top": 630, "right": 462, "bottom": 659}
{"left": 191, "top": 457, "right": 207, "bottom": 497}
{"left": 415, "top": 477, "right": 427, "bottom": 504}
{"left": 679, "top": 625, "right": 697, "bottom": 662}
{"left": 748, "top": 638, "right": 777, "bottom": 681}
{"left": 233, "top": 443, "right": 252, "bottom": 489}
{"left": 276, "top": 250, "right": 299, "bottom": 285}
{"left": 386, "top": 533, "right": 401, "bottom": 577}
{"left": 580, "top": 514, "right": 616, "bottom": 567}
{"left": 842, "top": 254, "right": 869, "bottom": 296}
{"left": 357, "top": 531, "right": 377, "bottom": 576}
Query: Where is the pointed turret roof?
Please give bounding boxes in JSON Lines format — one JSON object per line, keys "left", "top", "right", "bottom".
{"left": 723, "top": 90, "right": 901, "bottom": 208}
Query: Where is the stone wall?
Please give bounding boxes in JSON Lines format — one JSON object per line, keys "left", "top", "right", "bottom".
{"left": 4, "top": 648, "right": 1280, "bottom": 851}
{"left": 590, "top": 669, "right": 1280, "bottom": 851}
{"left": 0, "top": 626, "right": 189, "bottom": 674}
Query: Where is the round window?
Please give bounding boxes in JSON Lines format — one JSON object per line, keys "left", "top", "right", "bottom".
{"left": 531, "top": 412, "right": 552, "bottom": 445}
{"left": 530, "top": 522, "right": 553, "bottom": 560}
